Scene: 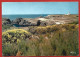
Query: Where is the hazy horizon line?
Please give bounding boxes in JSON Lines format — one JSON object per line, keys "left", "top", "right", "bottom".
{"left": 2, "top": 14, "right": 78, "bottom": 15}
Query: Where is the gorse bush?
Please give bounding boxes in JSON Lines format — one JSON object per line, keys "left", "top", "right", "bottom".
{"left": 2, "top": 24, "right": 79, "bottom": 56}
{"left": 29, "top": 25, "right": 60, "bottom": 34}
{"left": 30, "top": 24, "right": 78, "bottom": 34}
{"left": 61, "top": 24, "right": 78, "bottom": 31}
{"left": 2, "top": 29, "right": 31, "bottom": 43}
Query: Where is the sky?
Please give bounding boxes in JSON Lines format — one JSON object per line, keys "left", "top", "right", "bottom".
{"left": 2, "top": 2, "right": 78, "bottom": 15}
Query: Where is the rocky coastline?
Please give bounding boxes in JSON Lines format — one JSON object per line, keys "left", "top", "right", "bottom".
{"left": 2, "top": 14, "right": 79, "bottom": 56}
{"left": 2, "top": 14, "right": 78, "bottom": 27}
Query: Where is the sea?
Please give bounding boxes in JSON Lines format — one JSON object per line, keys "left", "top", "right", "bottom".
{"left": 2, "top": 14, "right": 50, "bottom": 20}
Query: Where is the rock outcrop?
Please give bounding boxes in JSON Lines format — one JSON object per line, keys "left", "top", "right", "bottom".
{"left": 12, "top": 18, "right": 38, "bottom": 26}
{"left": 2, "top": 18, "right": 11, "bottom": 25}
{"left": 12, "top": 17, "right": 56, "bottom": 27}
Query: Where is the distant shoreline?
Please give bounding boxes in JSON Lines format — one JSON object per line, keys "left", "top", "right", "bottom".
{"left": 2, "top": 14, "right": 78, "bottom": 20}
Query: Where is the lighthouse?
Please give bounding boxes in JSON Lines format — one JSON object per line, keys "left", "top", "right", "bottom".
{"left": 65, "top": 12, "right": 70, "bottom": 15}
{"left": 67, "top": 12, "right": 70, "bottom": 15}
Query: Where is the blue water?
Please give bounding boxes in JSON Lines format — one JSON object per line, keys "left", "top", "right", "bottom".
{"left": 2, "top": 14, "right": 49, "bottom": 20}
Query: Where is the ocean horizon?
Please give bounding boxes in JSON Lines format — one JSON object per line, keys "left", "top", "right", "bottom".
{"left": 2, "top": 14, "right": 78, "bottom": 20}
{"left": 2, "top": 14, "right": 50, "bottom": 20}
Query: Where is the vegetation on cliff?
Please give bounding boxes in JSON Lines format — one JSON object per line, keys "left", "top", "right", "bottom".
{"left": 2, "top": 24, "right": 79, "bottom": 56}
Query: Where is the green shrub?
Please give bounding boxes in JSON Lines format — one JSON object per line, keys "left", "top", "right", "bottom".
{"left": 39, "top": 38, "right": 54, "bottom": 56}
{"left": 2, "top": 24, "right": 12, "bottom": 31}
{"left": 50, "top": 30, "right": 78, "bottom": 56}
{"left": 2, "top": 43, "right": 18, "bottom": 56}
{"left": 69, "top": 21, "right": 78, "bottom": 24}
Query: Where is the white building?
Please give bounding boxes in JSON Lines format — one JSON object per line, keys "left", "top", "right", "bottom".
{"left": 65, "top": 12, "right": 70, "bottom": 15}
